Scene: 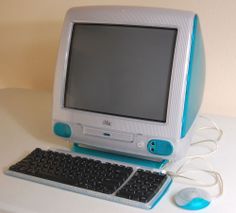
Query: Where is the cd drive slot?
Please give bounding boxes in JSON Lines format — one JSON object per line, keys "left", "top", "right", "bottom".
{"left": 83, "top": 126, "right": 133, "bottom": 142}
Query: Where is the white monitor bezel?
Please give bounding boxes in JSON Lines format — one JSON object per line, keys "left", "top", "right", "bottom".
{"left": 53, "top": 6, "right": 195, "bottom": 140}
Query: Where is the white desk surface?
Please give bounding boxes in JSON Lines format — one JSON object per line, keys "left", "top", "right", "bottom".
{"left": 0, "top": 88, "right": 235, "bottom": 213}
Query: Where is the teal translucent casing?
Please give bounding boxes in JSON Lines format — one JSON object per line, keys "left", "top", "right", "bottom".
{"left": 180, "top": 198, "right": 210, "bottom": 210}
{"left": 72, "top": 143, "right": 169, "bottom": 169}
{"left": 181, "top": 15, "right": 205, "bottom": 138}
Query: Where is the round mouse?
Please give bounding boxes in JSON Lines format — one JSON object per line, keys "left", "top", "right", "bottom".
{"left": 174, "top": 187, "right": 211, "bottom": 210}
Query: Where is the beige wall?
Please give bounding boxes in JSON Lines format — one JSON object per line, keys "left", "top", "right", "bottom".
{"left": 1, "top": 0, "right": 236, "bottom": 117}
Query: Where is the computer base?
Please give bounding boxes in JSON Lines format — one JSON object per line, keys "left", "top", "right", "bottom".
{"left": 71, "top": 143, "right": 169, "bottom": 169}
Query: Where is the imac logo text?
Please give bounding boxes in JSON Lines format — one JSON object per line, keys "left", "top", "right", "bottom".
{"left": 103, "top": 120, "right": 112, "bottom": 126}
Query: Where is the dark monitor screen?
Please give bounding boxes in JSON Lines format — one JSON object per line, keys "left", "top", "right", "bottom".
{"left": 64, "top": 23, "right": 177, "bottom": 122}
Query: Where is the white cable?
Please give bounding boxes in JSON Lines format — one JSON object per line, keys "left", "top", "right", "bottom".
{"left": 163, "top": 116, "right": 224, "bottom": 199}
{"left": 187, "top": 115, "right": 223, "bottom": 158}
{"left": 164, "top": 157, "right": 223, "bottom": 198}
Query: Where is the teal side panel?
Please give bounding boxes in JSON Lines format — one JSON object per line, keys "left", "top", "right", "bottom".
{"left": 53, "top": 122, "right": 72, "bottom": 138}
{"left": 181, "top": 16, "right": 205, "bottom": 138}
{"left": 71, "top": 143, "right": 168, "bottom": 169}
{"left": 147, "top": 139, "right": 173, "bottom": 156}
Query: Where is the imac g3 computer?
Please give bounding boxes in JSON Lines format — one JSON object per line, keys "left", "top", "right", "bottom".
{"left": 52, "top": 6, "right": 205, "bottom": 163}
{"left": 5, "top": 6, "right": 207, "bottom": 210}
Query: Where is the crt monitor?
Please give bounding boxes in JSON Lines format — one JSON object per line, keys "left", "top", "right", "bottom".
{"left": 52, "top": 6, "right": 205, "bottom": 162}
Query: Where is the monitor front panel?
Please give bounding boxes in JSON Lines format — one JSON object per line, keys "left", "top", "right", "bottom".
{"left": 53, "top": 7, "right": 196, "bottom": 160}
{"left": 64, "top": 24, "right": 177, "bottom": 122}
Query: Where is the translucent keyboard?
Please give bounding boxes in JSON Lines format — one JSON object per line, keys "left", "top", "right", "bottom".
{"left": 6, "top": 148, "right": 172, "bottom": 209}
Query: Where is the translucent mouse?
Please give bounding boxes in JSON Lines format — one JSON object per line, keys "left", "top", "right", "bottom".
{"left": 174, "top": 187, "right": 211, "bottom": 210}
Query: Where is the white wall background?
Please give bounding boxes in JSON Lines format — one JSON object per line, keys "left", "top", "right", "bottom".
{"left": 0, "top": 0, "right": 236, "bottom": 117}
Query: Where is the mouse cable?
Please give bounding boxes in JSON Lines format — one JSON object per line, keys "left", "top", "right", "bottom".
{"left": 162, "top": 115, "right": 223, "bottom": 167}
{"left": 162, "top": 116, "right": 223, "bottom": 198}
{"left": 186, "top": 115, "right": 223, "bottom": 158}
{"left": 163, "top": 157, "right": 223, "bottom": 198}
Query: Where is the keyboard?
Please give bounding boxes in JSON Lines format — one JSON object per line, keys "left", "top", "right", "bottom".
{"left": 5, "top": 148, "right": 172, "bottom": 209}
